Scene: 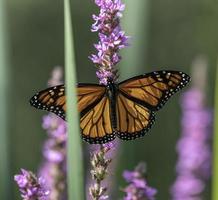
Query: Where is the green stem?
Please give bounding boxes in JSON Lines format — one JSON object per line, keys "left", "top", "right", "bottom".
{"left": 64, "top": 0, "right": 84, "bottom": 199}
{"left": 0, "top": 0, "right": 11, "bottom": 199}
{"left": 212, "top": 58, "right": 218, "bottom": 200}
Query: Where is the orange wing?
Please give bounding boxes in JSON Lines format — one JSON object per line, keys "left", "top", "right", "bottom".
{"left": 77, "top": 84, "right": 106, "bottom": 115}
{"left": 116, "top": 92, "right": 155, "bottom": 140}
{"left": 30, "top": 85, "right": 67, "bottom": 119}
{"left": 80, "top": 96, "right": 115, "bottom": 144}
{"left": 30, "top": 84, "right": 106, "bottom": 121}
{"left": 30, "top": 84, "right": 114, "bottom": 143}
{"left": 119, "top": 70, "right": 190, "bottom": 111}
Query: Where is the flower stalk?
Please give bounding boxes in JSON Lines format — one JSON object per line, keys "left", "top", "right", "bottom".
{"left": 88, "top": 1, "right": 128, "bottom": 199}
{"left": 89, "top": 144, "right": 115, "bottom": 200}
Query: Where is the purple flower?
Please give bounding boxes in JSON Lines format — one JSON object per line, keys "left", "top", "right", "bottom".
{"left": 41, "top": 113, "right": 67, "bottom": 165}
{"left": 90, "top": 0, "right": 129, "bottom": 85}
{"left": 170, "top": 88, "right": 212, "bottom": 199}
{"left": 38, "top": 163, "right": 53, "bottom": 190}
{"left": 123, "top": 163, "right": 157, "bottom": 200}
{"left": 43, "top": 139, "right": 65, "bottom": 163}
{"left": 102, "top": 141, "right": 116, "bottom": 151}
{"left": 47, "top": 66, "right": 63, "bottom": 86}
{"left": 42, "top": 114, "right": 67, "bottom": 140}
{"left": 14, "top": 169, "right": 50, "bottom": 200}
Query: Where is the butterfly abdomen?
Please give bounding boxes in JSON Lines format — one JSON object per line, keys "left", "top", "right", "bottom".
{"left": 107, "top": 82, "right": 117, "bottom": 130}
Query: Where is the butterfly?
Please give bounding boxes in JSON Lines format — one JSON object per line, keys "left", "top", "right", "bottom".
{"left": 30, "top": 70, "right": 190, "bottom": 144}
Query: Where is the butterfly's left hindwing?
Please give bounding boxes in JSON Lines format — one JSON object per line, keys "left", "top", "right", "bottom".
{"left": 115, "top": 70, "right": 190, "bottom": 141}
{"left": 116, "top": 92, "right": 155, "bottom": 140}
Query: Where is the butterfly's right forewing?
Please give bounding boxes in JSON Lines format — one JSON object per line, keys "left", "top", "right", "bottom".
{"left": 30, "top": 84, "right": 106, "bottom": 121}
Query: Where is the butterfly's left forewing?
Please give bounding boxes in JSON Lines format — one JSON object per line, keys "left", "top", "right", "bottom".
{"left": 118, "top": 70, "right": 190, "bottom": 111}
{"left": 115, "top": 70, "right": 190, "bottom": 141}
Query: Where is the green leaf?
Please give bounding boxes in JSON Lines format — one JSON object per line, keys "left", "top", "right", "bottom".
{"left": 212, "top": 58, "right": 218, "bottom": 200}
{"left": 0, "top": 0, "right": 11, "bottom": 199}
{"left": 64, "top": 0, "right": 84, "bottom": 199}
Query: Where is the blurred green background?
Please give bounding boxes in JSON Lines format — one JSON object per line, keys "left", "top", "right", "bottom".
{"left": 2, "top": 0, "right": 218, "bottom": 199}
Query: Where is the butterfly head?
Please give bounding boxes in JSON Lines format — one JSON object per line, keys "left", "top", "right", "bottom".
{"left": 107, "top": 79, "right": 117, "bottom": 90}
{"left": 107, "top": 78, "right": 114, "bottom": 84}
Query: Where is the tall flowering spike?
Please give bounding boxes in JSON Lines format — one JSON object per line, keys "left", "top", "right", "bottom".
{"left": 170, "top": 89, "right": 212, "bottom": 199}
{"left": 14, "top": 169, "right": 50, "bottom": 200}
{"left": 38, "top": 67, "right": 67, "bottom": 200}
{"left": 88, "top": 0, "right": 127, "bottom": 199}
{"left": 171, "top": 57, "right": 212, "bottom": 200}
{"left": 86, "top": 140, "right": 120, "bottom": 200}
{"left": 122, "top": 163, "right": 157, "bottom": 200}
{"left": 88, "top": 143, "right": 118, "bottom": 200}
{"left": 90, "top": 0, "right": 129, "bottom": 85}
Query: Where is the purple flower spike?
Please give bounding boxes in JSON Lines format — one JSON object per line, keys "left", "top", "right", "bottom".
{"left": 89, "top": 144, "right": 115, "bottom": 200}
{"left": 170, "top": 88, "right": 212, "bottom": 200}
{"left": 39, "top": 67, "right": 67, "bottom": 200}
{"left": 14, "top": 169, "right": 50, "bottom": 200}
{"left": 88, "top": 1, "right": 128, "bottom": 199}
{"left": 123, "top": 163, "right": 157, "bottom": 200}
{"left": 90, "top": 0, "right": 129, "bottom": 85}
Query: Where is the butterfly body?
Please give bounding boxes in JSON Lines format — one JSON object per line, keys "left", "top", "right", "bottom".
{"left": 30, "top": 70, "right": 190, "bottom": 144}
{"left": 106, "top": 81, "right": 118, "bottom": 130}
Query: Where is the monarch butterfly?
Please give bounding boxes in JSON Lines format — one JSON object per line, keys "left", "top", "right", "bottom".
{"left": 30, "top": 70, "right": 190, "bottom": 144}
